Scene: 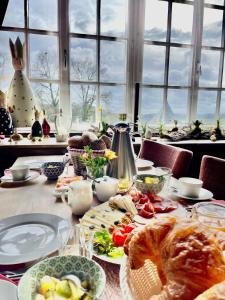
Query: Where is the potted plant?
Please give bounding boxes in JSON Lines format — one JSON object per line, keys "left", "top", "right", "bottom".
{"left": 80, "top": 146, "right": 117, "bottom": 179}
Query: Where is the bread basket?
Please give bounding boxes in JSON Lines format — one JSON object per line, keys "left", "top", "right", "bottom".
{"left": 67, "top": 146, "right": 105, "bottom": 175}
{"left": 120, "top": 257, "right": 162, "bottom": 300}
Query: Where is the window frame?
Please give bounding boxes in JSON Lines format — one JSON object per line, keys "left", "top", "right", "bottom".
{"left": 1, "top": 0, "right": 225, "bottom": 130}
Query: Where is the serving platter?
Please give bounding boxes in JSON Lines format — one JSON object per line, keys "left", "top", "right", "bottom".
{"left": 80, "top": 198, "right": 187, "bottom": 264}
{"left": 0, "top": 213, "right": 70, "bottom": 265}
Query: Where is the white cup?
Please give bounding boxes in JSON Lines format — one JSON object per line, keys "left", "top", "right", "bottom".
{"left": 179, "top": 177, "right": 203, "bottom": 198}
{"left": 10, "top": 164, "right": 29, "bottom": 181}
{"left": 95, "top": 176, "right": 119, "bottom": 202}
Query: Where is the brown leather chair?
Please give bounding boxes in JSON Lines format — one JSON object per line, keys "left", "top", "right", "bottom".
{"left": 139, "top": 139, "right": 193, "bottom": 179}
{"left": 199, "top": 155, "right": 225, "bottom": 199}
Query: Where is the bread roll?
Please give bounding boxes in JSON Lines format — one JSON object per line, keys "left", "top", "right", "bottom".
{"left": 82, "top": 131, "right": 98, "bottom": 146}
{"left": 89, "top": 139, "right": 106, "bottom": 150}
{"left": 68, "top": 136, "right": 84, "bottom": 149}
{"left": 100, "top": 135, "right": 112, "bottom": 149}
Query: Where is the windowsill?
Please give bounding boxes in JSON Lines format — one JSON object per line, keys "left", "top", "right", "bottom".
{"left": 1, "top": 136, "right": 225, "bottom": 149}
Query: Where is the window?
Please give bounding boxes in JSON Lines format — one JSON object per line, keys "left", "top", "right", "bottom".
{"left": 1, "top": 0, "right": 225, "bottom": 131}
{"left": 1, "top": 0, "right": 59, "bottom": 127}
{"left": 140, "top": 0, "right": 225, "bottom": 126}
{"left": 69, "top": 0, "right": 128, "bottom": 130}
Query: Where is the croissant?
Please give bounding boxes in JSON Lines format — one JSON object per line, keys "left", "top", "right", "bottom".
{"left": 125, "top": 217, "right": 225, "bottom": 300}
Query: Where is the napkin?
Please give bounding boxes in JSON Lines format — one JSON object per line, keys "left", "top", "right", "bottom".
{"left": 0, "top": 274, "right": 18, "bottom": 285}
{"left": 212, "top": 200, "right": 225, "bottom": 206}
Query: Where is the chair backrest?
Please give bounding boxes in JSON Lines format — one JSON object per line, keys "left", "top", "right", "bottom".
{"left": 139, "top": 139, "right": 193, "bottom": 179}
{"left": 199, "top": 155, "right": 225, "bottom": 199}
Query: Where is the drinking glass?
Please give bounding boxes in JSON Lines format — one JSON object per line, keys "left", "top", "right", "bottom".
{"left": 155, "top": 167, "right": 173, "bottom": 192}
{"left": 57, "top": 225, "right": 94, "bottom": 258}
{"left": 191, "top": 202, "right": 225, "bottom": 232}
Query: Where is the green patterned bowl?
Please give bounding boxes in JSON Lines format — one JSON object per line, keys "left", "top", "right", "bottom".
{"left": 18, "top": 255, "right": 106, "bottom": 300}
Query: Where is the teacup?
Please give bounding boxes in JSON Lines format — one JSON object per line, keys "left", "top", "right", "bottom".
{"left": 95, "top": 176, "right": 119, "bottom": 202}
{"left": 10, "top": 164, "right": 29, "bottom": 181}
{"left": 179, "top": 177, "right": 203, "bottom": 198}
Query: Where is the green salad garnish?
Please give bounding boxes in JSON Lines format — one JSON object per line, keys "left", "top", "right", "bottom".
{"left": 93, "top": 230, "right": 124, "bottom": 259}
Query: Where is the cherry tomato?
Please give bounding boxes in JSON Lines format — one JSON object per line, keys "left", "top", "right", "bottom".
{"left": 112, "top": 228, "right": 128, "bottom": 247}
{"left": 124, "top": 223, "right": 136, "bottom": 233}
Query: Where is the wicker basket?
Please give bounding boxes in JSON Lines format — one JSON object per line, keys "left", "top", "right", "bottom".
{"left": 67, "top": 146, "right": 105, "bottom": 176}
{"left": 120, "top": 257, "right": 162, "bottom": 300}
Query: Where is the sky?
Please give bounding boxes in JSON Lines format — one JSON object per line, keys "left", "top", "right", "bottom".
{"left": 0, "top": 0, "right": 225, "bottom": 125}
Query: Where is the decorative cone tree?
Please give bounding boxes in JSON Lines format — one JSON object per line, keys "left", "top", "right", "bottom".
{"left": 7, "top": 37, "right": 40, "bottom": 127}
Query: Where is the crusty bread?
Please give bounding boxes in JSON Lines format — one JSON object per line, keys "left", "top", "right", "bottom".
{"left": 68, "top": 136, "right": 84, "bottom": 149}
{"left": 82, "top": 131, "right": 98, "bottom": 146}
{"left": 100, "top": 135, "right": 112, "bottom": 149}
{"left": 89, "top": 139, "right": 106, "bottom": 150}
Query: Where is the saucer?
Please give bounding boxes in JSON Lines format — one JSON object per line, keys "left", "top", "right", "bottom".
{"left": 136, "top": 159, "right": 154, "bottom": 171}
{"left": 172, "top": 187, "right": 213, "bottom": 201}
{"left": 0, "top": 170, "right": 40, "bottom": 184}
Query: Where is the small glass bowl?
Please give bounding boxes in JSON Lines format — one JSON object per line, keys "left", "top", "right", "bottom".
{"left": 191, "top": 202, "right": 225, "bottom": 231}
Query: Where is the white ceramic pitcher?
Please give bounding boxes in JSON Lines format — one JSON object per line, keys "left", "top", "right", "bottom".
{"left": 61, "top": 181, "right": 93, "bottom": 215}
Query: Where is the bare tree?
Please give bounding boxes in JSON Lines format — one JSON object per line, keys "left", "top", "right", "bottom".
{"left": 33, "top": 50, "right": 111, "bottom": 123}
{"left": 70, "top": 58, "right": 111, "bottom": 122}
{"left": 32, "top": 51, "right": 59, "bottom": 124}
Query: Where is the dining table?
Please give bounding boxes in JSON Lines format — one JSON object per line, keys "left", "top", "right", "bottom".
{"left": 0, "top": 155, "right": 180, "bottom": 300}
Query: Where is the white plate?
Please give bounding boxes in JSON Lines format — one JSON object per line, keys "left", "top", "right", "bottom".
{"left": 0, "top": 280, "right": 17, "bottom": 300}
{"left": 0, "top": 213, "right": 70, "bottom": 265}
{"left": 172, "top": 187, "right": 213, "bottom": 201}
{"left": 94, "top": 253, "right": 124, "bottom": 265}
{"left": 136, "top": 159, "right": 154, "bottom": 171}
{"left": 0, "top": 170, "right": 40, "bottom": 184}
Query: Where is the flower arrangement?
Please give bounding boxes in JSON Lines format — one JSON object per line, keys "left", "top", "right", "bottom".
{"left": 80, "top": 146, "right": 117, "bottom": 178}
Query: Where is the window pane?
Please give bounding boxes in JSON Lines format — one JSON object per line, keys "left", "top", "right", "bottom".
{"left": 139, "top": 88, "right": 163, "bottom": 123}
{"left": 101, "top": 0, "right": 127, "bottom": 37}
{"left": 199, "top": 50, "right": 220, "bottom": 87}
{"left": 100, "top": 86, "right": 126, "bottom": 123}
{"left": 220, "top": 92, "right": 225, "bottom": 118}
{"left": 32, "top": 82, "right": 59, "bottom": 127}
{"left": 29, "top": 0, "right": 57, "bottom": 31}
{"left": 205, "top": 0, "right": 224, "bottom": 5}
{"left": 197, "top": 90, "right": 217, "bottom": 122}
{"left": 69, "top": 0, "right": 96, "bottom": 34}
{"left": 70, "top": 38, "right": 96, "bottom": 81}
{"left": 143, "top": 45, "right": 165, "bottom": 84}
{"left": 3, "top": 0, "right": 24, "bottom": 28}
{"left": 166, "top": 89, "right": 188, "bottom": 124}
{"left": 71, "top": 84, "right": 97, "bottom": 130}
{"left": 169, "top": 47, "right": 192, "bottom": 86}
{"left": 29, "top": 34, "right": 59, "bottom": 80}
{"left": 0, "top": 32, "right": 24, "bottom": 91}
{"left": 100, "top": 41, "right": 126, "bottom": 83}
{"left": 171, "top": 3, "right": 193, "bottom": 44}
{"left": 202, "top": 8, "right": 223, "bottom": 47}
{"left": 144, "top": 0, "right": 168, "bottom": 41}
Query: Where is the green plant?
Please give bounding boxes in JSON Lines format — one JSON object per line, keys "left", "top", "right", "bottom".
{"left": 158, "top": 123, "right": 164, "bottom": 138}
{"left": 80, "top": 146, "right": 117, "bottom": 178}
